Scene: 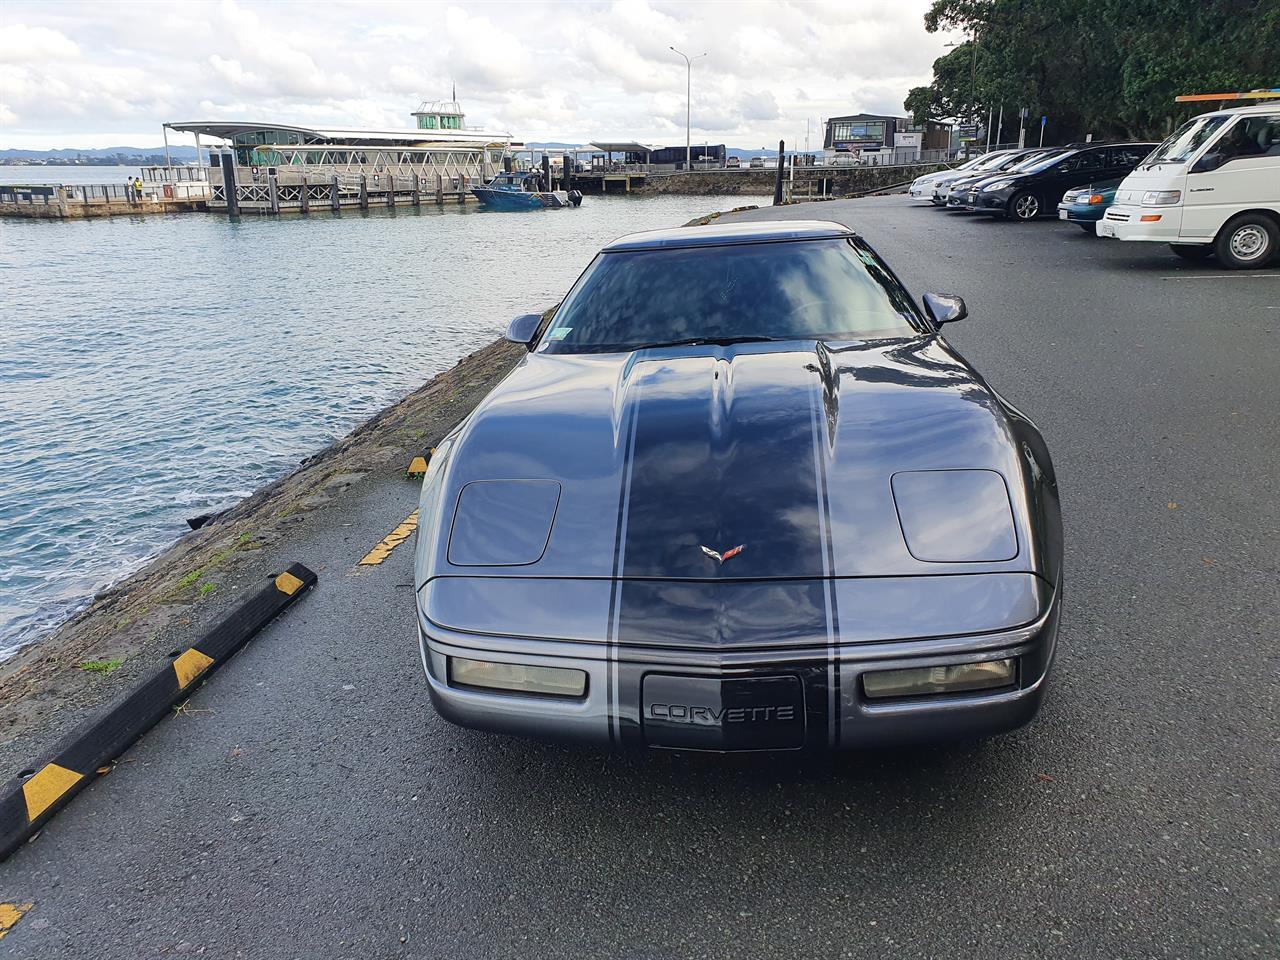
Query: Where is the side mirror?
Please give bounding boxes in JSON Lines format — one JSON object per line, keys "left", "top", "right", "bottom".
{"left": 505, "top": 313, "right": 543, "bottom": 350}
{"left": 922, "top": 292, "right": 968, "bottom": 327}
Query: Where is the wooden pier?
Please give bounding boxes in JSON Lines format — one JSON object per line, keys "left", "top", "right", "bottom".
{"left": 563, "top": 170, "right": 647, "bottom": 194}
{"left": 0, "top": 182, "right": 208, "bottom": 219}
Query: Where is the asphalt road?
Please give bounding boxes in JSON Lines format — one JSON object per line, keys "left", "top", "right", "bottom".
{"left": 3, "top": 197, "right": 1277, "bottom": 959}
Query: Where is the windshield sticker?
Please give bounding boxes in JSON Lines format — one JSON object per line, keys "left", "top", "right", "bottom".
{"left": 547, "top": 327, "right": 572, "bottom": 340}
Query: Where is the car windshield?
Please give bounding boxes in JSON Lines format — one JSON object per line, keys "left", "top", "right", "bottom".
{"left": 973, "top": 151, "right": 1014, "bottom": 170}
{"left": 538, "top": 238, "right": 926, "bottom": 354}
{"left": 1012, "top": 150, "right": 1067, "bottom": 173}
{"left": 1146, "top": 116, "right": 1230, "bottom": 164}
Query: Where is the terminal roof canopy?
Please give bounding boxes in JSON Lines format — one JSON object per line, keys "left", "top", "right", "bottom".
{"left": 165, "top": 121, "right": 511, "bottom": 147}
{"left": 585, "top": 141, "right": 655, "bottom": 155}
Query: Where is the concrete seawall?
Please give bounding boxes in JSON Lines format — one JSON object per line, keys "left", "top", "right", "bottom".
{"left": 0, "top": 338, "right": 524, "bottom": 772}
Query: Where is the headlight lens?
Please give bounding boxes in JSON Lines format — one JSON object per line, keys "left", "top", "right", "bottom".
{"left": 1086, "top": 194, "right": 1106, "bottom": 205}
{"left": 1141, "top": 190, "right": 1181, "bottom": 206}
{"left": 863, "top": 659, "right": 1016, "bottom": 699}
{"left": 449, "top": 657, "right": 587, "bottom": 698}
{"left": 982, "top": 178, "right": 1014, "bottom": 191}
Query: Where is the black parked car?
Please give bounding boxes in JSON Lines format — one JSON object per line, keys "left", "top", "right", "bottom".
{"left": 941, "top": 148, "right": 1066, "bottom": 210}
{"left": 963, "top": 143, "right": 1158, "bottom": 221}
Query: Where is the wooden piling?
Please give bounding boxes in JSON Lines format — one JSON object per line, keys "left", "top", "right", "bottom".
{"left": 411, "top": 172, "right": 420, "bottom": 206}
{"left": 268, "top": 174, "right": 280, "bottom": 214}
{"left": 773, "top": 140, "right": 785, "bottom": 206}
{"left": 220, "top": 150, "right": 239, "bottom": 217}
{"left": 359, "top": 175, "right": 369, "bottom": 209}
{"left": 330, "top": 175, "right": 340, "bottom": 211}
{"left": 300, "top": 175, "right": 310, "bottom": 213}
{"left": 387, "top": 174, "right": 396, "bottom": 207}
{"left": 435, "top": 173, "right": 444, "bottom": 204}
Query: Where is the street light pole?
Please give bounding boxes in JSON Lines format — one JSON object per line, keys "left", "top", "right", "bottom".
{"left": 670, "top": 46, "right": 707, "bottom": 171}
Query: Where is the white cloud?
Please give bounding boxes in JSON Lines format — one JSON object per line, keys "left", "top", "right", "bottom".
{"left": 0, "top": 24, "right": 80, "bottom": 62}
{"left": 0, "top": 0, "right": 951, "bottom": 150}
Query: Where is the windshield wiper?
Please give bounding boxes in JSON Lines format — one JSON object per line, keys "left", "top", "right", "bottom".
{"left": 631, "top": 335, "right": 784, "bottom": 350}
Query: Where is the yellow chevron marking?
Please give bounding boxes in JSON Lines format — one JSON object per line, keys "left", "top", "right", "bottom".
{"left": 0, "top": 903, "right": 34, "bottom": 939}
{"left": 173, "top": 648, "right": 215, "bottom": 689}
{"left": 275, "top": 571, "right": 304, "bottom": 596}
{"left": 358, "top": 509, "right": 419, "bottom": 566}
{"left": 22, "top": 764, "right": 82, "bottom": 822}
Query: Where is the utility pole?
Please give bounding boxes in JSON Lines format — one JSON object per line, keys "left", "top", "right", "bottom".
{"left": 969, "top": 29, "right": 978, "bottom": 120}
{"left": 670, "top": 46, "right": 707, "bottom": 171}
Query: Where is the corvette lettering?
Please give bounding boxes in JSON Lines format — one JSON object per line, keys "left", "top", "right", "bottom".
{"left": 648, "top": 703, "right": 796, "bottom": 724}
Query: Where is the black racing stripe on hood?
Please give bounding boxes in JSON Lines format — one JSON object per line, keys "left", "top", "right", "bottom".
{"left": 617, "top": 352, "right": 827, "bottom": 581}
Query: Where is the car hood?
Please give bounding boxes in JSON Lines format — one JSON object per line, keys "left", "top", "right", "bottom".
{"left": 1113, "top": 164, "right": 1187, "bottom": 204}
{"left": 968, "top": 171, "right": 1027, "bottom": 190}
{"left": 420, "top": 338, "right": 1042, "bottom": 584}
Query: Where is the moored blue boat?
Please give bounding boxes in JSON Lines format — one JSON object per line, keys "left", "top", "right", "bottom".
{"left": 472, "top": 172, "right": 582, "bottom": 211}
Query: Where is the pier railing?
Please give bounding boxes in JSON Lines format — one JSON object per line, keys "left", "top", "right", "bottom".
{"left": 207, "top": 168, "right": 478, "bottom": 213}
{"left": 0, "top": 181, "right": 209, "bottom": 218}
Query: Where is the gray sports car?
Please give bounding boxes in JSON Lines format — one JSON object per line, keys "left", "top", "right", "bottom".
{"left": 414, "top": 220, "right": 1062, "bottom": 752}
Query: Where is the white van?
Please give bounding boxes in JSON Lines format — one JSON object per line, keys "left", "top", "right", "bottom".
{"left": 1096, "top": 102, "right": 1279, "bottom": 268}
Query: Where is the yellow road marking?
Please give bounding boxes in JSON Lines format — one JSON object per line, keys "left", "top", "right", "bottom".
{"left": 172, "top": 648, "right": 215, "bottom": 690}
{"left": 22, "top": 764, "right": 82, "bottom": 822}
{"left": 0, "top": 903, "right": 33, "bottom": 939}
{"left": 358, "top": 509, "right": 419, "bottom": 566}
{"left": 275, "top": 571, "right": 304, "bottom": 595}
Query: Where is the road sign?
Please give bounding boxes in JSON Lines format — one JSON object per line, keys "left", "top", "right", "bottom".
{"left": 1040, "top": 115, "right": 1047, "bottom": 126}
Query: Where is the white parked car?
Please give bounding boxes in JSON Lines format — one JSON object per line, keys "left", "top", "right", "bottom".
{"left": 907, "top": 155, "right": 988, "bottom": 200}
{"left": 1096, "top": 101, "right": 1279, "bottom": 268}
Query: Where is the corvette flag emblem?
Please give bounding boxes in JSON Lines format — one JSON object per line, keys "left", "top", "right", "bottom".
{"left": 700, "top": 544, "right": 745, "bottom": 564}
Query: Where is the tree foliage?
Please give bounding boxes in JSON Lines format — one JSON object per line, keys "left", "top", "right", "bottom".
{"left": 906, "top": 0, "right": 1280, "bottom": 141}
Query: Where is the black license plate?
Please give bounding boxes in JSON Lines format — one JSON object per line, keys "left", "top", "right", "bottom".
{"left": 641, "top": 675, "right": 805, "bottom": 750}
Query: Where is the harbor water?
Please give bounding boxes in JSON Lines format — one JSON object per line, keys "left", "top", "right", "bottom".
{"left": 0, "top": 175, "right": 754, "bottom": 656}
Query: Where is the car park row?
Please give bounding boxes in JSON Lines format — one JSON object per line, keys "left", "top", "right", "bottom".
{"left": 906, "top": 102, "right": 1280, "bottom": 269}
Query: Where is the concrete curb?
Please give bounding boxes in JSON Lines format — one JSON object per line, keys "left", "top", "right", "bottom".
{"left": 0, "top": 563, "right": 318, "bottom": 862}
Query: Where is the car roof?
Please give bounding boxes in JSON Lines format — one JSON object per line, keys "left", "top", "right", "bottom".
{"left": 603, "top": 220, "right": 858, "bottom": 252}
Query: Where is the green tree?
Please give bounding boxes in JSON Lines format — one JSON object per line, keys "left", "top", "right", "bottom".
{"left": 907, "top": 0, "right": 1279, "bottom": 142}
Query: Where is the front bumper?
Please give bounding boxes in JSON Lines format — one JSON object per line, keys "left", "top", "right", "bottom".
{"left": 1057, "top": 202, "right": 1104, "bottom": 223}
{"left": 1096, "top": 204, "right": 1184, "bottom": 241}
{"left": 417, "top": 583, "right": 1060, "bottom": 752}
{"left": 965, "top": 188, "right": 1013, "bottom": 213}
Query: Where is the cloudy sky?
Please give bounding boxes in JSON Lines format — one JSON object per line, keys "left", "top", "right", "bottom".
{"left": 0, "top": 0, "right": 954, "bottom": 151}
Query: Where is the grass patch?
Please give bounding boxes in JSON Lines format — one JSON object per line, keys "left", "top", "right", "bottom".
{"left": 199, "top": 582, "right": 216, "bottom": 596}
{"left": 78, "top": 658, "right": 123, "bottom": 674}
{"left": 175, "top": 569, "right": 203, "bottom": 589}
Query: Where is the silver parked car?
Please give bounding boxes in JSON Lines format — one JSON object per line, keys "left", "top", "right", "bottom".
{"left": 414, "top": 220, "right": 1063, "bottom": 752}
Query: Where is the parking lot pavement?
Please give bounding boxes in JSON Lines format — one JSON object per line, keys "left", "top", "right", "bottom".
{"left": 2, "top": 197, "right": 1276, "bottom": 959}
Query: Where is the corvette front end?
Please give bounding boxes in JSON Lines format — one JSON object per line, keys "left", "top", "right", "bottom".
{"left": 413, "top": 221, "right": 1062, "bottom": 752}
